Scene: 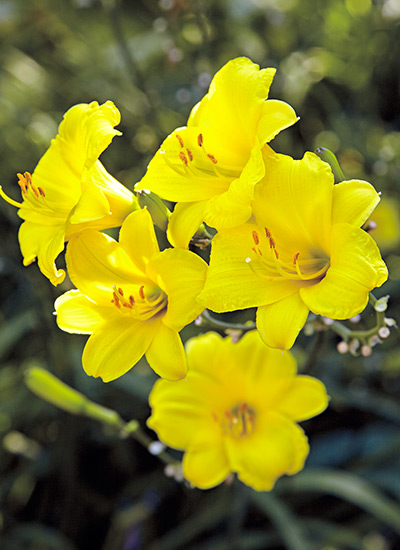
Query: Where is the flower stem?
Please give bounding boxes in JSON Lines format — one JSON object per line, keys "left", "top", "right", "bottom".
{"left": 199, "top": 309, "right": 256, "bottom": 332}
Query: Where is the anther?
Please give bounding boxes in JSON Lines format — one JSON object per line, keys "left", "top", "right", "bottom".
{"left": 178, "top": 151, "right": 188, "bottom": 166}
{"left": 265, "top": 227, "right": 271, "bottom": 238}
{"left": 207, "top": 154, "right": 218, "bottom": 164}
{"left": 186, "top": 148, "right": 193, "bottom": 161}
{"left": 197, "top": 133, "right": 203, "bottom": 147}
{"left": 269, "top": 237, "right": 275, "bottom": 249}
{"left": 293, "top": 252, "right": 300, "bottom": 264}
{"left": 38, "top": 187, "right": 46, "bottom": 197}
{"left": 176, "top": 134, "right": 184, "bottom": 148}
{"left": 118, "top": 287, "right": 124, "bottom": 296}
{"left": 139, "top": 286, "right": 145, "bottom": 300}
{"left": 129, "top": 295, "right": 135, "bottom": 306}
{"left": 252, "top": 231, "right": 260, "bottom": 245}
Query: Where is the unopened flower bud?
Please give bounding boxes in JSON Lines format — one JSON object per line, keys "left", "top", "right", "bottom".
{"left": 349, "top": 339, "right": 360, "bottom": 355}
{"left": 337, "top": 341, "right": 349, "bottom": 354}
{"left": 138, "top": 190, "right": 170, "bottom": 232}
{"left": 323, "top": 317, "right": 334, "bottom": 326}
{"left": 374, "top": 295, "right": 389, "bottom": 313}
{"left": 349, "top": 314, "right": 361, "bottom": 324}
{"left": 368, "top": 335, "right": 382, "bottom": 347}
{"left": 361, "top": 345, "right": 372, "bottom": 357}
{"left": 378, "top": 326, "right": 390, "bottom": 339}
{"left": 385, "top": 317, "right": 397, "bottom": 328}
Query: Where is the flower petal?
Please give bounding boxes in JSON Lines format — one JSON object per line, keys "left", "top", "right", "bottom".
{"left": 66, "top": 229, "right": 146, "bottom": 304}
{"left": 256, "top": 292, "right": 310, "bottom": 350}
{"left": 253, "top": 152, "right": 334, "bottom": 254}
{"left": 332, "top": 179, "right": 381, "bottom": 227}
{"left": 300, "top": 223, "right": 388, "bottom": 319}
{"left": 277, "top": 376, "right": 329, "bottom": 421}
{"left": 55, "top": 289, "right": 111, "bottom": 334}
{"left": 147, "top": 248, "right": 208, "bottom": 331}
{"left": 82, "top": 316, "right": 160, "bottom": 382}
{"left": 257, "top": 99, "right": 299, "bottom": 144}
{"left": 225, "top": 411, "right": 309, "bottom": 491}
{"left": 183, "top": 446, "right": 231, "bottom": 489}
{"left": 198, "top": 225, "right": 300, "bottom": 312}
{"left": 118, "top": 209, "right": 159, "bottom": 272}
{"left": 167, "top": 201, "right": 207, "bottom": 249}
{"left": 18, "top": 221, "right": 66, "bottom": 285}
{"left": 145, "top": 322, "right": 187, "bottom": 380}
{"left": 68, "top": 181, "right": 110, "bottom": 224}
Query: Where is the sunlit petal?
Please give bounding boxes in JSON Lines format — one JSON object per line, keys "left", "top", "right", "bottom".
{"left": 332, "top": 179, "right": 381, "bottom": 227}
{"left": 167, "top": 201, "right": 207, "bottom": 249}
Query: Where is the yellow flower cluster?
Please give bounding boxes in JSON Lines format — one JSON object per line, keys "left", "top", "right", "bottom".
{"left": 1, "top": 57, "right": 389, "bottom": 491}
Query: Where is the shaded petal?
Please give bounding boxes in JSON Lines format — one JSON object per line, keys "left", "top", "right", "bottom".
{"left": 167, "top": 201, "right": 207, "bottom": 249}
{"left": 198, "top": 226, "right": 300, "bottom": 312}
{"left": 145, "top": 323, "right": 187, "bottom": 380}
{"left": 19, "top": 221, "right": 66, "bottom": 286}
{"left": 256, "top": 292, "right": 310, "bottom": 350}
{"left": 253, "top": 152, "right": 334, "bottom": 254}
{"left": 82, "top": 316, "right": 160, "bottom": 382}
{"left": 66, "top": 230, "right": 146, "bottom": 303}
{"left": 147, "top": 248, "right": 208, "bottom": 330}
{"left": 119, "top": 209, "right": 159, "bottom": 271}
{"left": 332, "top": 179, "right": 381, "bottom": 227}
{"left": 257, "top": 99, "right": 299, "bottom": 144}
{"left": 183, "top": 446, "right": 231, "bottom": 489}
{"left": 225, "top": 411, "right": 309, "bottom": 491}
{"left": 300, "top": 223, "right": 388, "bottom": 319}
{"left": 55, "top": 289, "right": 112, "bottom": 334}
{"left": 277, "top": 376, "right": 329, "bottom": 421}
{"left": 69, "top": 181, "right": 109, "bottom": 224}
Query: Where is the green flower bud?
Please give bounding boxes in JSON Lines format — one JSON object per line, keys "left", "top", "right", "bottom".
{"left": 137, "top": 190, "right": 170, "bottom": 232}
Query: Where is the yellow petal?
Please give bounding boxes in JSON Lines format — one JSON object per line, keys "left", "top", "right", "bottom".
{"left": 66, "top": 229, "right": 146, "bottom": 303}
{"left": 147, "top": 248, "right": 208, "bottom": 330}
{"left": 332, "top": 179, "right": 381, "bottom": 227}
{"left": 277, "top": 376, "right": 329, "bottom": 421}
{"left": 182, "top": 446, "right": 231, "bottom": 489}
{"left": 257, "top": 99, "right": 299, "bottom": 144}
{"left": 198, "top": 226, "right": 299, "bottom": 312}
{"left": 300, "top": 223, "right": 388, "bottom": 319}
{"left": 256, "top": 292, "right": 310, "bottom": 350}
{"left": 68, "top": 181, "right": 110, "bottom": 224}
{"left": 82, "top": 316, "right": 160, "bottom": 382}
{"left": 18, "top": 221, "right": 66, "bottom": 286}
{"left": 225, "top": 411, "right": 309, "bottom": 491}
{"left": 145, "top": 322, "right": 187, "bottom": 380}
{"left": 167, "top": 201, "right": 207, "bottom": 249}
{"left": 55, "top": 289, "right": 111, "bottom": 334}
{"left": 253, "top": 152, "right": 334, "bottom": 254}
{"left": 118, "top": 209, "right": 159, "bottom": 272}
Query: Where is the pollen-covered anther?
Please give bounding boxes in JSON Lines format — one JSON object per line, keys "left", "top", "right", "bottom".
{"left": 111, "top": 286, "right": 134, "bottom": 310}
{"left": 197, "top": 133, "right": 203, "bottom": 147}
{"left": 265, "top": 227, "right": 271, "bottom": 238}
{"left": 186, "top": 148, "right": 193, "bottom": 161}
{"left": 176, "top": 134, "right": 185, "bottom": 148}
{"left": 179, "top": 151, "right": 189, "bottom": 166}
{"left": 222, "top": 402, "right": 256, "bottom": 439}
{"left": 139, "top": 286, "right": 145, "bottom": 300}
{"left": 293, "top": 252, "right": 300, "bottom": 265}
{"left": 252, "top": 230, "right": 260, "bottom": 245}
{"left": 207, "top": 154, "right": 218, "bottom": 164}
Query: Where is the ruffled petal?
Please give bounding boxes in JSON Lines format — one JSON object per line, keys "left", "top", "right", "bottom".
{"left": 82, "top": 316, "right": 160, "bottom": 382}
{"left": 253, "top": 152, "right": 334, "bottom": 255}
{"left": 118, "top": 209, "right": 159, "bottom": 272}
{"left": 182, "top": 446, "right": 231, "bottom": 489}
{"left": 300, "top": 223, "right": 388, "bottom": 319}
{"left": 225, "top": 411, "right": 309, "bottom": 491}
{"left": 257, "top": 99, "right": 299, "bottom": 144}
{"left": 256, "top": 292, "right": 310, "bottom": 350}
{"left": 147, "top": 248, "right": 208, "bottom": 330}
{"left": 18, "top": 221, "right": 66, "bottom": 286}
{"left": 198, "top": 226, "right": 300, "bottom": 312}
{"left": 277, "top": 376, "right": 329, "bottom": 421}
{"left": 55, "top": 289, "right": 112, "bottom": 334}
{"left": 167, "top": 201, "right": 207, "bottom": 249}
{"left": 332, "top": 179, "right": 381, "bottom": 227}
{"left": 145, "top": 322, "right": 187, "bottom": 380}
{"left": 66, "top": 229, "right": 146, "bottom": 303}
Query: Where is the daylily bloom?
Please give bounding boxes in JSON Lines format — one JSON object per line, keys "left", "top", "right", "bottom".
{"left": 54, "top": 208, "right": 208, "bottom": 382}
{"left": 198, "top": 152, "right": 388, "bottom": 350}
{"left": 135, "top": 57, "right": 298, "bottom": 248}
{"left": 0, "top": 101, "right": 137, "bottom": 285}
{"left": 148, "top": 330, "right": 328, "bottom": 491}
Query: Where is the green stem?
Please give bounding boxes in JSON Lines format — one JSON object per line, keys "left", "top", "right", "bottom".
{"left": 199, "top": 309, "right": 256, "bottom": 332}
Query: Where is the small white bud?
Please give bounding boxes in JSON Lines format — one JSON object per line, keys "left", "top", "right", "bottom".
{"left": 361, "top": 345, "right": 372, "bottom": 357}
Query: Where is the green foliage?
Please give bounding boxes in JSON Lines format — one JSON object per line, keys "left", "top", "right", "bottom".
{"left": 0, "top": 0, "right": 400, "bottom": 548}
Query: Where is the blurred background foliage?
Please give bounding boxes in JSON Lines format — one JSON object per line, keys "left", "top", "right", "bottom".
{"left": 0, "top": 0, "right": 400, "bottom": 548}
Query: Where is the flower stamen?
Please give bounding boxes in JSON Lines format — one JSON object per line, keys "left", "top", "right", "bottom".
{"left": 222, "top": 402, "right": 256, "bottom": 439}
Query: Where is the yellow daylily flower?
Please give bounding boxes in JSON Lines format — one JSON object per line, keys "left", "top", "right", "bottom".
{"left": 148, "top": 331, "right": 328, "bottom": 491}
{"left": 54, "top": 208, "right": 208, "bottom": 382}
{"left": 135, "top": 57, "right": 298, "bottom": 248}
{"left": 0, "top": 101, "right": 137, "bottom": 285}
{"left": 198, "top": 152, "right": 388, "bottom": 350}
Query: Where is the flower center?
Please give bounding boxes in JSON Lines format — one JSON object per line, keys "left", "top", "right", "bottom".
{"left": 160, "top": 133, "right": 241, "bottom": 181}
{"left": 0, "top": 172, "right": 46, "bottom": 209}
{"left": 111, "top": 283, "right": 167, "bottom": 320}
{"left": 213, "top": 402, "right": 256, "bottom": 439}
{"left": 246, "top": 227, "right": 330, "bottom": 282}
